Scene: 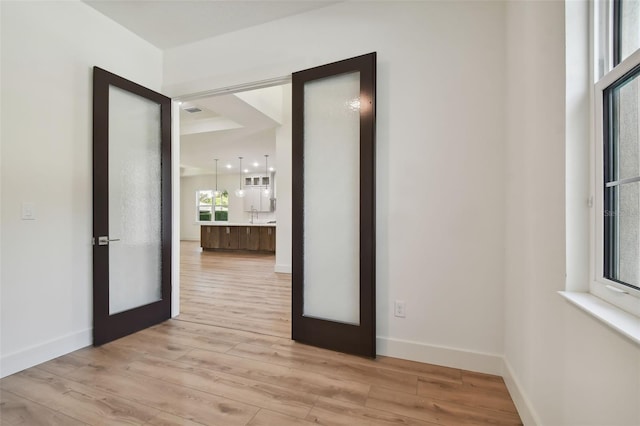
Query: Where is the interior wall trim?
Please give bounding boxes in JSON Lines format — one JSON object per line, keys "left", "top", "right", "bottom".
{"left": 376, "top": 336, "right": 503, "bottom": 375}
{"left": 0, "top": 329, "right": 91, "bottom": 379}
{"left": 175, "top": 75, "right": 292, "bottom": 102}
{"left": 502, "top": 358, "right": 542, "bottom": 426}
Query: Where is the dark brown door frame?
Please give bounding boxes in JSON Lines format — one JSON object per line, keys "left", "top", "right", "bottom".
{"left": 92, "top": 66, "right": 172, "bottom": 346}
{"left": 291, "top": 52, "right": 376, "bottom": 358}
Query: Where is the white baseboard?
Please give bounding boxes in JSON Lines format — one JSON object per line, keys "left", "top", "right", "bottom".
{"left": 377, "top": 337, "right": 539, "bottom": 425}
{"left": 502, "top": 358, "right": 541, "bottom": 426}
{"left": 274, "top": 264, "right": 291, "bottom": 274}
{"left": 0, "top": 328, "right": 92, "bottom": 378}
{"left": 376, "top": 336, "right": 504, "bottom": 375}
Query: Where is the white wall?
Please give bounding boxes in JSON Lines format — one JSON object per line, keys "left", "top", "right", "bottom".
{"left": 165, "top": 1, "right": 508, "bottom": 371}
{"left": 275, "top": 84, "right": 292, "bottom": 273}
{"left": 504, "top": 1, "right": 640, "bottom": 425}
{"left": 0, "top": 0, "right": 163, "bottom": 377}
{"left": 180, "top": 173, "right": 276, "bottom": 241}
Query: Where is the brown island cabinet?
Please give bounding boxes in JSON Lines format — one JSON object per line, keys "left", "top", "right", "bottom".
{"left": 201, "top": 225, "right": 275, "bottom": 253}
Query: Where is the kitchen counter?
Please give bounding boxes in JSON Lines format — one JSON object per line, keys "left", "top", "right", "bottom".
{"left": 200, "top": 223, "right": 276, "bottom": 252}
{"left": 197, "top": 222, "right": 275, "bottom": 227}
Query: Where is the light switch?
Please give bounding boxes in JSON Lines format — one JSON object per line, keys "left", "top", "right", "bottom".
{"left": 21, "top": 202, "right": 36, "bottom": 220}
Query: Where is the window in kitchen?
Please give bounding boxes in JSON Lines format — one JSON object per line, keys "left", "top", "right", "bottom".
{"left": 196, "top": 189, "right": 228, "bottom": 222}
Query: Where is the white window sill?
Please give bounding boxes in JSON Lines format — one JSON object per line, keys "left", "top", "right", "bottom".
{"left": 559, "top": 291, "right": 640, "bottom": 345}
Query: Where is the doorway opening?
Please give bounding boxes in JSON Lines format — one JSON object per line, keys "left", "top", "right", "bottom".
{"left": 175, "top": 80, "right": 292, "bottom": 339}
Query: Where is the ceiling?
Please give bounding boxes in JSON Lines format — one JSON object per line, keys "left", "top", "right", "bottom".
{"left": 82, "top": 1, "right": 324, "bottom": 178}
{"left": 179, "top": 84, "right": 287, "bottom": 177}
{"left": 82, "top": 0, "right": 340, "bottom": 49}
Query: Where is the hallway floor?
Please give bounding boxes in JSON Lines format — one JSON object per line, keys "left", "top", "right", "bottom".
{"left": 0, "top": 242, "right": 522, "bottom": 425}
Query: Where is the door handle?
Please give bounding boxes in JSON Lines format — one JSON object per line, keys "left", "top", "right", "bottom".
{"left": 95, "top": 236, "right": 121, "bottom": 246}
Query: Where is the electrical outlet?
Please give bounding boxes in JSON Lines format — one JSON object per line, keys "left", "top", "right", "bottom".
{"left": 21, "top": 202, "right": 36, "bottom": 220}
{"left": 394, "top": 300, "right": 406, "bottom": 318}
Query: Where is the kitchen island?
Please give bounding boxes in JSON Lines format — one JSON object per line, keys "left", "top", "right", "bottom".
{"left": 200, "top": 223, "right": 275, "bottom": 253}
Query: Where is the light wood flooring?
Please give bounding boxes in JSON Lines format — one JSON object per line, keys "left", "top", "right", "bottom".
{"left": 0, "top": 241, "right": 522, "bottom": 425}
{"left": 179, "top": 242, "right": 290, "bottom": 338}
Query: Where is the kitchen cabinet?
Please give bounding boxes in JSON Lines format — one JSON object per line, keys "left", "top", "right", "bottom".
{"left": 201, "top": 225, "right": 275, "bottom": 253}
{"left": 243, "top": 187, "right": 272, "bottom": 212}
{"left": 258, "top": 226, "right": 276, "bottom": 252}
{"left": 221, "top": 226, "right": 239, "bottom": 249}
{"left": 201, "top": 225, "right": 221, "bottom": 248}
{"left": 238, "top": 226, "right": 260, "bottom": 250}
{"left": 200, "top": 226, "right": 239, "bottom": 249}
{"left": 242, "top": 173, "right": 274, "bottom": 212}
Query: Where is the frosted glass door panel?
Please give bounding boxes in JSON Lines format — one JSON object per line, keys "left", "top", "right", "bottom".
{"left": 303, "top": 72, "right": 360, "bottom": 325}
{"left": 108, "top": 86, "right": 162, "bottom": 315}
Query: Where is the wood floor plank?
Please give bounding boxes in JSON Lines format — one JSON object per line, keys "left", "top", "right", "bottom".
{"left": 106, "top": 331, "right": 194, "bottom": 361}
{"left": 0, "top": 389, "right": 87, "bottom": 426}
{"left": 36, "top": 353, "right": 91, "bottom": 378}
{"left": 136, "top": 325, "right": 236, "bottom": 354}
{"left": 1, "top": 369, "right": 160, "bottom": 425}
{"left": 143, "top": 411, "right": 206, "bottom": 426}
{"left": 306, "top": 396, "right": 439, "bottom": 426}
{"left": 247, "top": 409, "right": 318, "bottom": 426}
{"left": 154, "top": 319, "right": 285, "bottom": 347}
{"left": 366, "top": 386, "right": 522, "bottom": 426}
{"left": 180, "top": 295, "right": 289, "bottom": 310}
{"left": 126, "top": 355, "right": 317, "bottom": 419}
{"left": 71, "top": 342, "right": 145, "bottom": 368}
{"left": 417, "top": 377, "right": 518, "bottom": 414}
{"left": 178, "top": 348, "right": 371, "bottom": 406}
{"left": 228, "top": 342, "right": 418, "bottom": 394}
{"left": 374, "top": 356, "right": 464, "bottom": 385}
{"left": 65, "top": 362, "right": 259, "bottom": 426}
{"left": 460, "top": 371, "right": 512, "bottom": 395}
{"left": 178, "top": 243, "right": 290, "bottom": 338}
{"left": 268, "top": 343, "right": 464, "bottom": 388}
{"left": 178, "top": 312, "right": 290, "bottom": 338}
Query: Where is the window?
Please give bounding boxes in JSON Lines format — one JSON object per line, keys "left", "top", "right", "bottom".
{"left": 196, "top": 189, "right": 228, "bottom": 222}
{"left": 617, "top": 0, "right": 640, "bottom": 64}
{"left": 593, "top": 0, "right": 640, "bottom": 316}
{"left": 602, "top": 67, "right": 640, "bottom": 290}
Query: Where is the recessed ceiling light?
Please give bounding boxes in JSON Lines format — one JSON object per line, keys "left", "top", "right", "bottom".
{"left": 269, "top": 167, "right": 275, "bottom": 172}
{"left": 253, "top": 162, "right": 259, "bottom": 167}
{"left": 226, "top": 164, "right": 232, "bottom": 169}
{"left": 243, "top": 169, "right": 249, "bottom": 173}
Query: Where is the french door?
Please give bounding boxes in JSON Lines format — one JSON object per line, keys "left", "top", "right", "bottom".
{"left": 92, "top": 67, "right": 172, "bottom": 346}
{"left": 292, "top": 53, "right": 377, "bottom": 357}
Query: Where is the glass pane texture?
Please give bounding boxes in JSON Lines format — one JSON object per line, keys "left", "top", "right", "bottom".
{"left": 611, "top": 72, "right": 640, "bottom": 181}
{"left": 199, "top": 190, "right": 213, "bottom": 205}
{"left": 609, "top": 182, "right": 640, "bottom": 287}
{"left": 108, "top": 85, "right": 162, "bottom": 315}
{"left": 620, "top": 0, "right": 640, "bottom": 62}
{"left": 303, "top": 71, "right": 360, "bottom": 325}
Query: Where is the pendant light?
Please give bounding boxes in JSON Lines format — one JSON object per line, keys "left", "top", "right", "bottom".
{"left": 263, "top": 154, "right": 271, "bottom": 196}
{"left": 213, "top": 158, "right": 220, "bottom": 197}
{"left": 235, "top": 157, "right": 246, "bottom": 198}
